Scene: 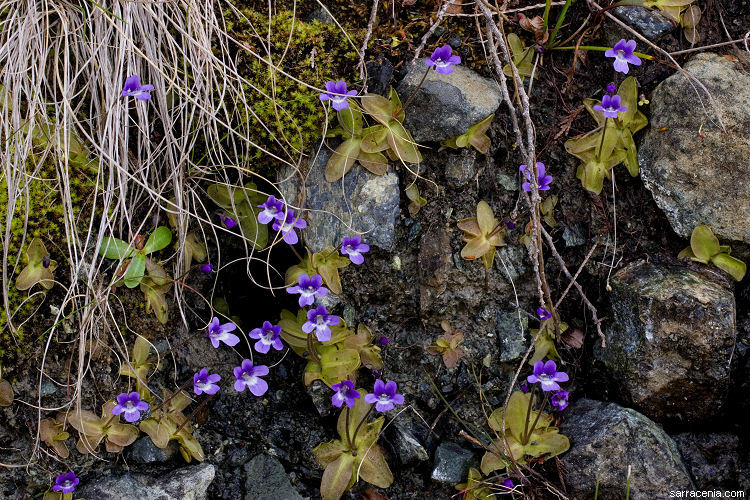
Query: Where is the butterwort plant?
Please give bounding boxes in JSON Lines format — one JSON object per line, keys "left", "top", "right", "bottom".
{"left": 233, "top": 359, "right": 269, "bottom": 396}
{"left": 248, "top": 321, "right": 284, "bottom": 354}
{"left": 272, "top": 209, "right": 307, "bottom": 245}
{"left": 287, "top": 273, "right": 329, "bottom": 307}
{"left": 605, "top": 39, "right": 642, "bottom": 74}
{"left": 340, "top": 235, "right": 369, "bottom": 265}
{"left": 319, "top": 80, "right": 358, "bottom": 111}
{"left": 313, "top": 380, "right": 403, "bottom": 499}
{"left": 206, "top": 317, "right": 240, "bottom": 348}
{"left": 52, "top": 471, "right": 79, "bottom": 495}
{"left": 520, "top": 162, "right": 553, "bottom": 192}
{"left": 112, "top": 392, "right": 149, "bottom": 423}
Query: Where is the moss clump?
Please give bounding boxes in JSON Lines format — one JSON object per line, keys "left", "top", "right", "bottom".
{"left": 226, "top": 9, "right": 360, "bottom": 168}
{"left": 0, "top": 147, "right": 97, "bottom": 356}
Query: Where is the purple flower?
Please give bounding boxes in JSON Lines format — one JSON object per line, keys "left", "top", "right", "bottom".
{"left": 520, "top": 383, "right": 528, "bottom": 393}
{"left": 364, "top": 379, "right": 405, "bottom": 412}
{"left": 340, "top": 235, "right": 370, "bottom": 265}
{"left": 53, "top": 472, "right": 79, "bottom": 494}
{"left": 537, "top": 307, "right": 551, "bottom": 320}
{"left": 425, "top": 44, "right": 461, "bottom": 74}
{"left": 319, "top": 80, "right": 358, "bottom": 111}
{"left": 286, "top": 273, "right": 329, "bottom": 307}
{"left": 551, "top": 390, "right": 569, "bottom": 411}
{"left": 121, "top": 74, "right": 154, "bottom": 100}
{"left": 257, "top": 195, "right": 286, "bottom": 224}
{"left": 503, "top": 478, "right": 514, "bottom": 490}
{"left": 233, "top": 359, "right": 269, "bottom": 396}
{"left": 206, "top": 317, "right": 241, "bottom": 348}
{"left": 331, "top": 380, "right": 361, "bottom": 408}
{"left": 193, "top": 368, "right": 221, "bottom": 396}
{"left": 200, "top": 264, "right": 214, "bottom": 273}
{"left": 527, "top": 360, "right": 569, "bottom": 392}
{"left": 302, "top": 305, "right": 340, "bottom": 342}
{"left": 248, "top": 321, "right": 284, "bottom": 354}
{"left": 272, "top": 210, "right": 307, "bottom": 245}
{"left": 219, "top": 213, "right": 237, "bottom": 229}
{"left": 605, "top": 39, "right": 641, "bottom": 74}
{"left": 594, "top": 94, "right": 628, "bottom": 119}
{"left": 112, "top": 392, "right": 149, "bottom": 423}
{"left": 520, "top": 162, "right": 553, "bottom": 192}
{"left": 505, "top": 220, "right": 516, "bottom": 230}
{"left": 379, "top": 336, "right": 388, "bottom": 345}
{"left": 606, "top": 83, "right": 617, "bottom": 94}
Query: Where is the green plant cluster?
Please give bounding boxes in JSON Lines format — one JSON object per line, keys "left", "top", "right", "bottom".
{"left": 565, "top": 77, "right": 647, "bottom": 194}
{"left": 227, "top": 9, "right": 359, "bottom": 167}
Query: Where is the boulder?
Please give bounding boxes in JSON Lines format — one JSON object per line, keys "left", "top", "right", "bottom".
{"left": 639, "top": 53, "right": 750, "bottom": 245}
{"left": 595, "top": 260, "right": 736, "bottom": 424}
{"left": 560, "top": 399, "right": 694, "bottom": 500}
{"left": 673, "top": 433, "right": 749, "bottom": 491}
{"left": 278, "top": 150, "right": 400, "bottom": 253}
{"left": 397, "top": 64, "right": 502, "bottom": 143}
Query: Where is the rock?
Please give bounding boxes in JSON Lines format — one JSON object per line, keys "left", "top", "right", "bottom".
{"left": 560, "top": 399, "right": 694, "bottom": 500}
{"left": 639, "top": 53, "right": 750, "bottom": 245}
{"left": 278, "top": 149, "right": 400, "bottom": 253}
{"left": 78, "top": 463, "right": 215, "bottom": 500}
{"left": 306, "top": 379, "right": 335, "bottom": 417}
{"left": 494, "top": 245, "right": 527, "bottom": 282}
{"left": 388, "top": 417, "right": 429, "bottom": 466}
{"left": 562, "top": 222, "right": 587, "bottom": 247}
{"left": 366, "top": 56, "right": 393, "bottom": 96}
{"left": 431, "top": 442, "right": 475, "bottom": 483}
{"left": 397, "top": 64, "right": 502, "bottom": 142}
{"left": 243, "top": 454, "right": 302, "bottom": 500}
{"left": 496, "top": 309, "right": 528, "bottom": 362}
{"left": 129, "top": 436, "right": 179, "bottom": 464}
{"left": 595, "top": 260, "right": 736, "bottom": 424}
{"left": 673, "top": 433, "right": 749, "bottom": 490}
{"left": 613, "top": 6, "right": 676, "bottom": 40}
{"left": 444, "top": 149, "right": 477, "bottom": 187}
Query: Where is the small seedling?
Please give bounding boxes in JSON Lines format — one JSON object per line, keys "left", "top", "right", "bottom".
{"left": 457, "top": 200, "right": 506, "bottom": 269}
{"left": 442, "top": 114, "right": 494, "bottom": 154}
{"left": 426, "top": 321, "right": 467, "bottom": 370}
{"left": 15, "top": 238, "right": 57, "bottom": 291}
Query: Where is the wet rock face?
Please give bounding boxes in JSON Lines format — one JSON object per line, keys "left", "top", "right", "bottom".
{"left": 278, "top": 150, "right": 400, "bottom": 253}
{"left": 639, "top": 53, "right": 750, "bottom": 245}
{"left": 78, "top": 463, "right": 215, "bottom": 500}
{"left": 673, "top": 433, "right": 750, "bottom": 491}
{"left": 560, "top": 399, "right": 694, "bottom": 500}
{"left": 595, "top": 260, "right": 736, "bottom": 424}
{"left": 397, "top": 64, "right": 502, "bottom": 142}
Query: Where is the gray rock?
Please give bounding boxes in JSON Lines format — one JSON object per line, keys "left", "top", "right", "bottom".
{"left": 306, "top": 379, "right": 335, "bottom": 417}
{"left": 562, "top": 222, "right": 587, "bottom": 247}
{"left": 244, "top": 454, "right": 302, "bottom": 500}
{"left": 78, "top": 463, "right": 215, "bottom": 500}
{"left": 496, "top": 309, "right": 528, "bottom": 362}
{"left": 39, "top": 381, "right": 57, "bottom": 396}
{"left": 613, "top": 6, "right": 676, "bottom": 40}
{"left": 129, "top": 436, "right": 179, "bottom": 464}
{"left": 444, "top": 149, "right": 477, "bottom": 187}
{"left": 431, "top": 442, "right": 474, "bottom": 483}
{"left": 397, "top": 64, "right": 502, "bottom": 142}
{"left": 278, "top": 149, "right": 400, "bottom": 253}
{"left": 596, "top": 260, "right": 736, "bottom": 424}
{"left": 673, "top": 433, "right": 749, "bottom": 490}
{"left": 560, "top": 399, "right": 694, "bottom": 500}
{"left": 389, "top": 418, "right": 429, "bottom": 466}
{"left": 495, "top": 245, "right": 527, "bottom": 282}
{"left": 639, "top": 53, "right": 750, "bottom": 245}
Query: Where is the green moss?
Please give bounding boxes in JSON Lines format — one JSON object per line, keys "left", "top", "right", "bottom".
{"left": 227, "top": 9, "right": 360, "bottom": 169}
{"left": 0, "top": 148, "right": 97, "bottom": 356}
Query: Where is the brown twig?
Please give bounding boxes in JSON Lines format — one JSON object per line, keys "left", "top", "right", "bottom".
{"left": 357, "top": 0, "right": 380, "bottom": 84}
{"left": 541, "top": 226, "right": 606, "bottom": 347}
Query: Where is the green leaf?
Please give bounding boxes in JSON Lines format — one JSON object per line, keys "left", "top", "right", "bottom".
{"left": 15, "top": 238, "right": 57, "bottom": 291}
{"left": 360, "top": 125, "right": 390, "bottom": 154}
{"left": 320, "top": 452, "right": 355, "bottom": 500}
{"left": 238, "top": 209, "right": 268, "bottom": 249}
{"left": 123, "top": 254, "right": 146, "bottom": 288}
{"left": 523, "top": 428, "right": 570, "bottom": 459}
{"left": 337, "top": 107, "right": 363, "bottom": 138}
{"left": 711, "top": 252, "right": 747, "bottom": 281}
{"left": 313, "top": 439, "right": 348, "bottom": 467}
{"left": 405, "top": 184, "right": 427, "bottom": 217}
{"left": 480, "top": 446, "right": 509, "bottom": 475}
{"left": 140, "top": 277, "right": 170, "bottom": 324}
{"left": 387, "top": 121, "right": 422, "bottom": 164}
{"left": 326, "top": 138, "right": 362, "bottom": 182}
{"left": 690, "top": 225, "right": 720, "bottom": 262}
{"left": 337, "top": 390, "right": 371, "bottom": 440}
{"left": 357, "top": 151, "right": 388, "bottom": 176}
{"left": 143, "top": 226, "right": 172, "bottom": 254}
{"left": 389, "top": 88, "right": 405, "bottom": 123}
{"left": 313, "top": 247, "right": 350, "bottom": 295}
{"left": 617, "top": 77, "right": 639, "bottom": 127}
{"left": 361, "top": 94, "right": 393, "bottom": 126}
{"left": 677, "top": 246, "right": 697, "bottom": 261}
{"left": 100, "top": 237, "right": 134, "bottom": 259}
{"left": 320, "top": 348, "right": 361, "bottom": 385}
{"left": 357, "top": 445, "right": 393, "bottom": 488}
{"left": 621, "top": 129, "right": 639, "bottom": 177}
{"left": 504, "top": 391, "right": 530, "bottom": 441}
